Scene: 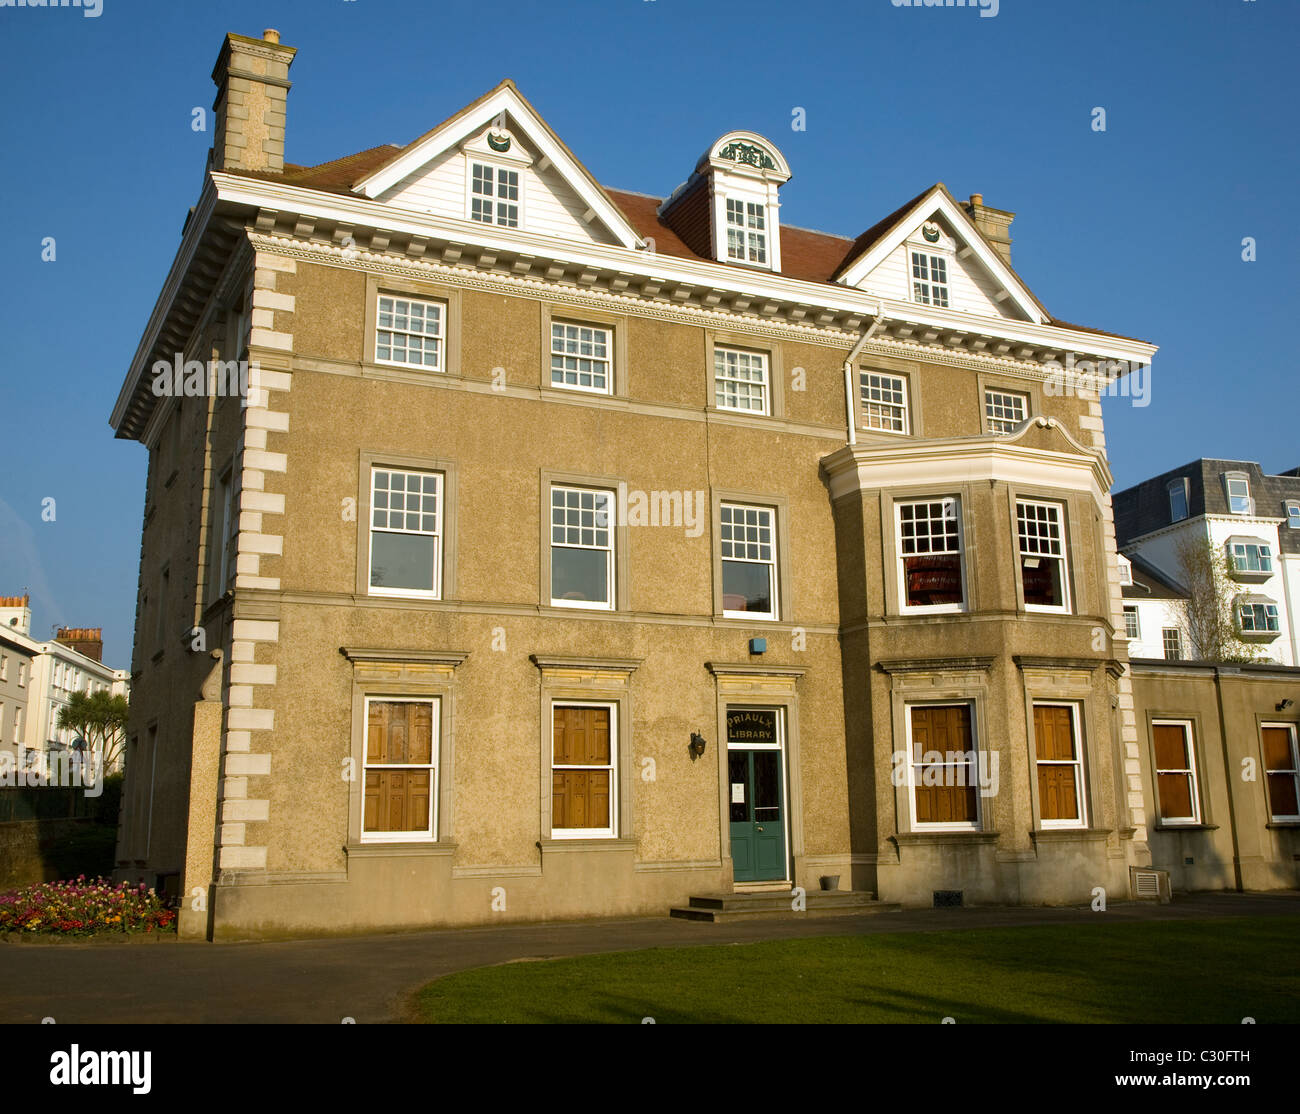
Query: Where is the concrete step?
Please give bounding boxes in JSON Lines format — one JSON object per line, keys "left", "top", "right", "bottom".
{"left": 670, "top": 889, "right": 902, "bottom": 923}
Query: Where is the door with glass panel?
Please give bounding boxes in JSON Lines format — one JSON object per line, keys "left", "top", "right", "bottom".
{"left": 726, "top": 708, "right": 788, "bottom": 882}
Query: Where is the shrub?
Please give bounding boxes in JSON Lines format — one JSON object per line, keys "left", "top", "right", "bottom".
{"left": 0, "top": 875, "right": 177, "bottom": 936}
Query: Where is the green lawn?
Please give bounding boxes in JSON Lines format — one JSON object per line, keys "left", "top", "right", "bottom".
{"left": 410, "top": 916, "right": 1300, "bottom": 1024}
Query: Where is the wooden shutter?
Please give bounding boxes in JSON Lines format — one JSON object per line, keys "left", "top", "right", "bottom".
{"left": 910, "top": 705, "right": 977, "bottom": 824}
{"left": 1034, "top": 705, "right": 1079, "bottom": 822}
{"left": 1153, "top": 724, "right": 1194, "bottom": 819}
{"left": 1263, "top": 727, "right": 1299, "bottom": 817}
{"left": 552, "top": 707, "right": 611, "bottom": 830}
{"left": 363, "top": 701, "right": 434, "bottom": 834}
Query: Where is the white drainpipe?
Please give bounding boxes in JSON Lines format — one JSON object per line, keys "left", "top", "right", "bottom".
{"left": 843, "top": 303, "right": 885, "bottom": 446}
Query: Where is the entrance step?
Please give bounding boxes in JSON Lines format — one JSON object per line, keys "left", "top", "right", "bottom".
{"left": 670, "top": 889, "right": 902, "bottom": 923}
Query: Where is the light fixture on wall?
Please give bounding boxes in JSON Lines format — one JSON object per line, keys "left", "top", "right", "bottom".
{"left": 1277, "top": 699, "right": 1295, "bottom": 711}
{"left": 689, "top": 732, "right": 707, "bottom": 760}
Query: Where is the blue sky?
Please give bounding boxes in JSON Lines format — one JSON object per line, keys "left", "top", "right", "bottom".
{"left": 1, "top": 0, "right": 1296, "bottom": 667}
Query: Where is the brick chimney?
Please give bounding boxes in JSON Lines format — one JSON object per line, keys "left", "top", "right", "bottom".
{"left": 0, "top": 594, "right": 31, "bottom": 636}
{"left": 55, "top": 627, "right": 103, "bottom": 664}
{"left": 964, "top": 193, "right": 1014, "bottom": 266}
{"left": 210, "top": 29, "right": 296, "bottom": 173}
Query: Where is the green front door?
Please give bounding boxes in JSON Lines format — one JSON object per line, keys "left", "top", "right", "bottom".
{"left": 728, "top": 748, "right": 787, "bottom": 882}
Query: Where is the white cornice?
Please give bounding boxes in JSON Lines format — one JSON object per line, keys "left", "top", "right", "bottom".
{"left": 243, "top": 231, "right": 1116, "bottom": 389}
{"left": 209, "top": 174, "right": 1156, "bottom": 364}
{"left": 110, "top": 181, "right": 218, "bottom": 432}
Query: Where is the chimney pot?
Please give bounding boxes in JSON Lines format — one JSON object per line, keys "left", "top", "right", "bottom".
{"left": 970, "top": 193, "right": 984, "bottom": 207}
{"left": 263, "top": 28, "right": 280, "bottom": 43}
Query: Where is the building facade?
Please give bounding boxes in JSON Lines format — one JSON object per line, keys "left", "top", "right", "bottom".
{"left": 1115, "top": 459, "right": 1300, "bottom": 665}
{"left": 0, "top": 597, "right": 38, "bottom": 768}
{"left": 0, "top": 599, "right": 129, "bottom": 774}
{"left": 112, "top": 29, "right": 1260, "bottom": 941}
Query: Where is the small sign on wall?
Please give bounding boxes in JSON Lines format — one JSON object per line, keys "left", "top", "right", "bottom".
{"left": 731, "top": 782, "right": 745, "bottom": 803}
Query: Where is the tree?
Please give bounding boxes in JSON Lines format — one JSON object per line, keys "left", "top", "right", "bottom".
{"left": 56, "top": 690, "right": 130, "bottom": 771}
{"left": 1172, "top": 536, "right": 1265, "bottom": 664}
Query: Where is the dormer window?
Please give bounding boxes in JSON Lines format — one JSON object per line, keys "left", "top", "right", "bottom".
{"left": 911, "top": 250, "right": 950, "bottom": 307}
{"left": 1117, "top": 555, "right": 1133, "bottom": 586}
{"left": 725, "top": 198, "right": 767, "bottom": 264}
{"left": 1223, "top": 471, "right": 1253, "bottom": 515}
{"left": 659, "top": 131, "right": 789, "bottom": 272}
{"left": 1168, "top": 477, "right": 1189, "bottom": 523}
{"left": 469, "top": 161, "right": 520, "bottom": 227}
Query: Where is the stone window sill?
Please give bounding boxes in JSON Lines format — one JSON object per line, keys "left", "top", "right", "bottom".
{"left": 344, "top": 841, "right": 457, "bottom": 860}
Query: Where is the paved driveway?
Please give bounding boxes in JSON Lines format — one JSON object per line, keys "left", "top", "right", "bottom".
{"left": 2, "top": 891, "right": 1296, "bottom": 1023}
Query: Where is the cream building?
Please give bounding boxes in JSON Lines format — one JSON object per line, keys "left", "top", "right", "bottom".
{"left": 107, "top": 29, "right": 1296, "bottom": 940}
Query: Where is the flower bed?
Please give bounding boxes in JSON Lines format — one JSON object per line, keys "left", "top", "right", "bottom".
{"left": 0, "top": 876, "right": 177, "bottom": 936}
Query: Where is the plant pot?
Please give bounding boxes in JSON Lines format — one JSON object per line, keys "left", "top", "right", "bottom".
{"left": 819, "top": 875, "right": 840, "bottom": 891}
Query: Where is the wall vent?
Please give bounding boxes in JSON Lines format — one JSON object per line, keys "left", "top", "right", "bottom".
{"left": 1129, "top": 867, "right": 1172, "bottom": 903}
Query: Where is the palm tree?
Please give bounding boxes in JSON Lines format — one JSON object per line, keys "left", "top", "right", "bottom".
{"left": 55, "top": 690, "right": 129, "bottom": 772}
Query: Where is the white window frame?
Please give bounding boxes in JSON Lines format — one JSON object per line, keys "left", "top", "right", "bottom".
{"left": 549, "top": 321, "right": 612, "bottom": 395}
{"left": 374, "top": 293, "right": 445, "bottom": 370}
{"left": 1162, "top": 627, "right": 1184, "bottom": 660}
{"left": 724, "top": 196, "right": 768, "bottom": 265}
{"left": 1123, "top": 606, "right": 1140, "bottom": 640}
{"left": 1262, "top": 722, "right": 1300, "bottom": 822}
{"left": 905, "top": 702, "right": 982, "bottom": 833}
{"left": 17, "top": 662, "right": 25, "bottom": 687}
{"left": 860, "top": 372, "right": 910, "bottom": 434}
{"left": 13, "top": 705, "right": 22, "bottom": 744}
{"left": 1229, "top": 541, "right": 1273, "bottom": 575}
{"left": 984, "top": 389, "right": 1027, "bottom": 435}
{"left": 0, "top": 656, "right": 6, "bottom": 682}
{"left": 1168, "top": 478, "right": 1189, "bottom": 523}
{"left": 1223, "top": 471, "right": 1253, "bottom": 516}
{"left": 713, "top": 345, "right": 770, "bottom": 415}
{"left": 1016, "top": 499, "right": 1071, "bottom": 613}
{"left": 910, "top": 250, "right": 950, "bottom": 308}
{"left": 1034, "top": 701, "right": 1088, "bottom": 831}
{"left": 896, "top": 497, "right": 966, "bottom": 614}
{"left": 1287, "top": 501, "right": 1300, "bottom": 530}
{"left": 368, "top": 467, "right": 444, "bottom": 600}
{"left": 549, "top": 485, "right": 616, "bottom": 611}
{"left": 360, "top": 695, "right": 439, "bottom": 844}
{"left": 549, "top": 699, "right": 618, "bottom": 839}
{"left": 1152, "top": 719, "right": 1201, "bottom": 825}
{"left": 1117, "top": 555, "right": 1133, "bottom": 586}
{"left": 720, "top": 502, "right": 779, "bottom": 621}
{"left": 467, "top": 160, "right": 521, "bottom": 228}
{"left": 1238, "top": 599, "right": 1281, "bottom": 634}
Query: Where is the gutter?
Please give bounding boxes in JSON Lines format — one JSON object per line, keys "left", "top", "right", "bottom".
{"left": 843, "top": 303, "right": 884, "bottom": 446}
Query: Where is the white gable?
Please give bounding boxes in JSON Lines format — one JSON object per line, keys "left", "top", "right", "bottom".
{"left": 352, "top": 84, "right": 643, "bottom": 250}
{"left": 836, "top": 189, "right": 1046, "bottom": 325}
{"left": 376, "top": 115, "right": 623, "bottom": 247}
{"left": 853, "top": 213, "right": 1022, "bottom": 320}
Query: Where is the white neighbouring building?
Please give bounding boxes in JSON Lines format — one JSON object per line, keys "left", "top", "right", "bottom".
{"left": 0, "top": 596, "right": 130, "bottom": 774}
{"left": 1114, "top": 458, "right": 1300, "bottom": 665}
{"left": 1117, "top": 554, "right": 1189, "bottom": 662}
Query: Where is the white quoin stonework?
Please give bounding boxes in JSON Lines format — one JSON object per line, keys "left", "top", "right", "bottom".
{"left": 1083, "top": 388, "right": 1148, "bottom": 850}
{"left": 216, "top": 250, "right": 294, "bottom": 874}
